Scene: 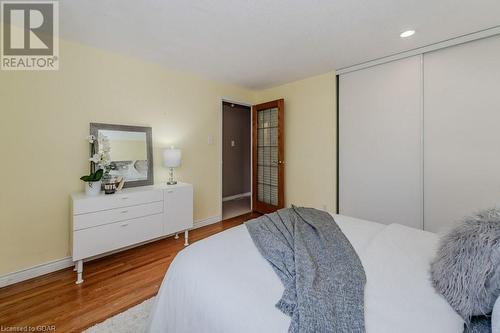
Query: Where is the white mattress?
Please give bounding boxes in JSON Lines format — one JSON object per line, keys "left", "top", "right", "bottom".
{"left": 148, "top": 214, "right": 463, "bottom": 333}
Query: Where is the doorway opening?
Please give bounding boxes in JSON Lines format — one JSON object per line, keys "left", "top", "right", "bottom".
{"left": 222, "top": 101, "right": 252, "bottom": 220}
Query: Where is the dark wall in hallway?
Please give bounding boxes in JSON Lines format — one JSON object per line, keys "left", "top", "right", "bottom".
{"left": 223, "top": 102, "right": 251, "bottom": 197}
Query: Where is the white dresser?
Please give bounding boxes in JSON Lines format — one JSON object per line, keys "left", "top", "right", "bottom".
{"left": 71, "top": 183, "right": 193, "bottom": 284}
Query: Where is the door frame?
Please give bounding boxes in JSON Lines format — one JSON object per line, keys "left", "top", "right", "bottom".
{"left": 220, "top": 98, "right": 253, "bottom": 219}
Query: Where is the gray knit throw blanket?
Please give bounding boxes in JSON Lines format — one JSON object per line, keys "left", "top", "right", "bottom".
{"left": 246, "top": 207, "right": 366, "bottom": 333}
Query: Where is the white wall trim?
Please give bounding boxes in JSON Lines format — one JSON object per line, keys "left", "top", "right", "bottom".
{"left": 0, "top": 214, "right": 224, "bottom": 288}
{"left": 193, "top": 215, "right": 222, "bottom": 229}
{"left": 222, "top": 192, "right": 251, "bottom": 202}
{"left": 221, "top": 97, "right": 252, "bottom": 107}
{"left": 336, "top": 25, "right": 500, "bottom": 75}
{"left": 0, "top": 257, "right": 74, "bottom": 288}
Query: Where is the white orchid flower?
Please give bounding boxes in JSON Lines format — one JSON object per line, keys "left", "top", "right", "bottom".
{"left": 89, "top": 153, "right": 101, "bottom": 163}
{"left": 87, "top": 133, "right": 112, "bottom": 171}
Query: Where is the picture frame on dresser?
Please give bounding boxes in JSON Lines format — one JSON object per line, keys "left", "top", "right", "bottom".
{"left": 71, "top": 183, "right": 193, "bottom": 284}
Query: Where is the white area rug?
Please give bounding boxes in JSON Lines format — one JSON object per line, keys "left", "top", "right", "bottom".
{"left": 83, "top": 297, "right": 155, "bottom": 333}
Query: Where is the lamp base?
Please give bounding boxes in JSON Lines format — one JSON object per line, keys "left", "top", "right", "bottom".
{"left": 166, "top": 167, "right": 178, "bottom": 185}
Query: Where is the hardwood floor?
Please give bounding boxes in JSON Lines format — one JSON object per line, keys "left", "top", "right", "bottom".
{"left": 0, "top": 212, "right": 260, "bottom": 333}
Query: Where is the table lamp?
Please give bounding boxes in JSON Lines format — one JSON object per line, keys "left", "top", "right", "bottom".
{"left": 163, "top": 147, "right": 181, "bottom": 185}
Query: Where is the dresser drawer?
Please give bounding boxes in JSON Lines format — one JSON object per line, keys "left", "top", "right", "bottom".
{"left": 73, "top": 201, "right": 163, "bottom": 231}
{"left": 73, "top": 189, "right": 163, "bottom": 215}
{"left": 164, "top": 185, "right": 193, "bottom": 235}
{"left": 72, "top": 213, "right": 163, "bottom": 260}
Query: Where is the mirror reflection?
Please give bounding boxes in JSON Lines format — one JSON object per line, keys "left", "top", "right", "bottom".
{"left": 97, "top": 130, "right": 149, "bottom": 181}
{"left": 90, "top": 123, "right": 154, "bottom": 188}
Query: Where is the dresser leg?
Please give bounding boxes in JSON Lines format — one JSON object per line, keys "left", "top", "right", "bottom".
{"left": 75, "top": 260, "right": 84, "bottom": 284}
{"left": 184, "top": 230, "right": 189, "bottom": 246}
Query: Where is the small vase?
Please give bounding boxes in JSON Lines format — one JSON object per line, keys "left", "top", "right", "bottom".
{"left": 85, "top": 180, "right": 102, "bottom": 196}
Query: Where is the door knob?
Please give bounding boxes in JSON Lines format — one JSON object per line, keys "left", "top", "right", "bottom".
{"left": 278, "top": 161, "right": 285, "bottom": 165}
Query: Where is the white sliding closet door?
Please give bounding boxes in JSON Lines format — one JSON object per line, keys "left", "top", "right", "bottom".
{"left": 339, "top": 56, "right": 423, "bottom": 229}
{"left": 424, "top": 35, "right": 500, "bottom": 233}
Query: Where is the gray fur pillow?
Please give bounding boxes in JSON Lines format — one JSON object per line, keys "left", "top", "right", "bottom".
{"left": 430, "top": 208, "right": 500, "bottom": 322}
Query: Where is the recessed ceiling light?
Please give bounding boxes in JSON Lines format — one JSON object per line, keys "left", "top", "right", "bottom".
{"left": 400, "top": 30, "right": 415, "bottom": 38}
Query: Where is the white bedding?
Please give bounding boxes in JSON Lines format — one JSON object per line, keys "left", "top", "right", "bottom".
{"left": 148, "top": 214, "right": 463, "bottom": 333}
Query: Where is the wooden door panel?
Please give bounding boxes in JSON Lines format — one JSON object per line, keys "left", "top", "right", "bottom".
{"left": 252, "top": 99, "right": 284, "bottom": 214}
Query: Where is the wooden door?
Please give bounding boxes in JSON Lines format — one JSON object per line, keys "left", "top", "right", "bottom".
{"left": 252, "top": 99, "right": 285, "bottom": 214}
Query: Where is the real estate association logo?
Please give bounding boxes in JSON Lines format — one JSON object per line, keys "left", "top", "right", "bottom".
{"left": 1, "top": 1, "right": 59, "bottom": 70}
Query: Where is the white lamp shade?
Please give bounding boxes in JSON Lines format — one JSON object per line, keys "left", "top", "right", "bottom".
{"left": 163, "top": 148, "right": 181, "bottom": 168}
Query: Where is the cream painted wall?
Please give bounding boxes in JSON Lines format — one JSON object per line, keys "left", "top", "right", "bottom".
{"left": 0, "top": 38, "right": 253, "bottom": 275}
{"left": 0, "top": 36, "right": 336, "bottom": 277}
{"left": 254, "top": 72, "right": 337, "bottom": 213}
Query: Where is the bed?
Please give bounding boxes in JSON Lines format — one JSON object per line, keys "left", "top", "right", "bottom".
{"left": 148, "top": 214, "right": 464, "bottom": 333}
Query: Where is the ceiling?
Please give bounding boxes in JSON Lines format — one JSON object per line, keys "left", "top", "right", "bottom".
{"left": 59, "top": 0, "right": 500, "bottom": 89}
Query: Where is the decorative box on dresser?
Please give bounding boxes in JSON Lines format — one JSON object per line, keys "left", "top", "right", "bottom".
{"left": 71, "top": 183, "right": 193, "bottom": 284}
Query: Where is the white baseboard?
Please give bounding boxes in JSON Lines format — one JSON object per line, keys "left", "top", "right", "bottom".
{"left": 193, "top": 215, "right": 222, "bottom": 229}
{"left": 0, "top": 257, "right": 73, "bottom": 288}
{"left": 0, "top": 215, "right": 224, "bottom": 288}
{"left": 222, "top": 192, "right": 251, "bottom": 202}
